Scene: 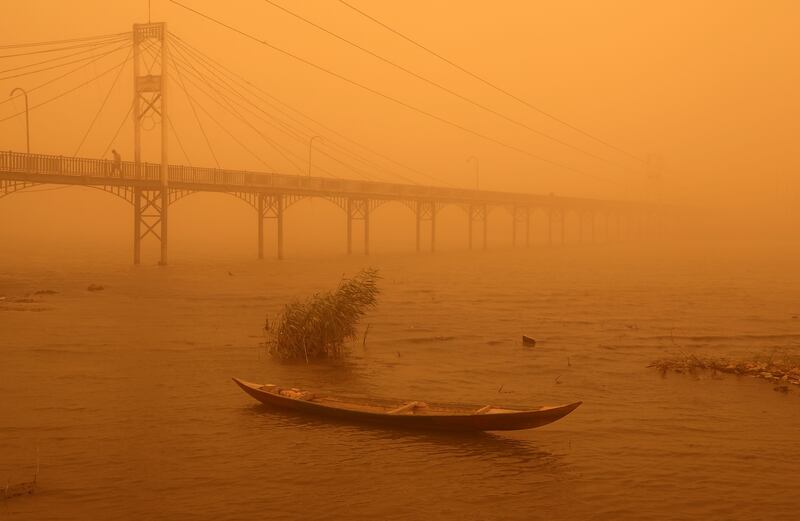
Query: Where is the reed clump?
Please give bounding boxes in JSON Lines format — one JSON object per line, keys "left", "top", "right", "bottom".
{"left": 649, "top": 350, "right": 800, "bottom": 388}
{"left": 267, "top": 268, "right": 380, "bottom": 362}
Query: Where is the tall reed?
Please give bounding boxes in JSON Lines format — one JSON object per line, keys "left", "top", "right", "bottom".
{"left": 267, "top": 268, "right": 380, "bottom": 361}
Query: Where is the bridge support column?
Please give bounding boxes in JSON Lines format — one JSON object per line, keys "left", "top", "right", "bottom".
{"left": 548, "top": 207, "right": 566, "bottom": 245}
{"left": 526, "top": 207, "right": 531, "bottom": 247}
{"left": 482, "top": 205, "right": 488, "bottom": 250}
{"left": 256, "top": 193, "right": 284, "bottom": 260}
{"left": 416, "top": 201, "right": 437, "bottom": 253}
{"left": 347, "top": 199, "right": 353, "bottom": 254}
{"left": 346, "top": 198, "right": 369, "bottom": 255}
{"left": 364, "top": 201, "right": 370, "bottom": 256}
{"left": 512, "top": 206, "right": 517, "bottom": 247}
{"left": 132, "top": 22, "right": 169, "bottom": 265}
{"left": 277, "top": 196, "right": 284, "bottom": 260}
{"left": 415, "top": 204, "right": 421, "bottom": 253}
{"left": 468, "top": 205, "right": 473, "bottom": 250}
{"left": 511, "top": 205, "right": 526, "bottom": 248}
{"left": 133, "top": 189, "right": 165, "bottom": 265}
{"left": 467, "top": 204, "right": 486, "bottom": 250}
{"left": 257, "top": 195, "right": 264, "bottom": 259}
{"left": 133, "top": 188, "right": 141, "bottom": 264}
{"left": 432, "top": 209, "right": 437, "bottom": 253}
{"left": 160, "top": 191, "right": 168, "bottom": 265}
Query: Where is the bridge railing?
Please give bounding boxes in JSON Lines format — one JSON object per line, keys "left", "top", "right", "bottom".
{"left": 0, "top": 150, "right": 643, "bottom": 209}
{"left": 0, "top": 150, "right": 546, "bottom": 203}
{"left": 0, "top": 151, "right": 161, "bottom": 180}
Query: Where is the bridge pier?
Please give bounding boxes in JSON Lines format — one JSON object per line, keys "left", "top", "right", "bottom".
{"left": 468, "top": 207, "right": 472, "bottom": 250}
{"left": 548, "top": 208, "right": 562, "bottom": 245}
{"left": 256, "top": 194, "right": 284, "bottom": 260}
{"left": 548, "top": 207, "right": 566, "bottom": 245}
{"left": 347, "top": 198, "right": 369, "bottom": 255}
{"left": 133, "top": 188, "right": 166, "bottom": 265}
{"left": 510, "top": 205, "right": 530, "bottom": 247}
{"left": 483, "top": 205, "right": 488, "bottom": 250}
{"left": 160, "top": 190, "right": 168, "bottom": 265}
{"left": 466, "top": 203, "right": 489, "bottom": 251}
{"left": 257, "top": 196, "right": 264, "bottom": 259}
{"left": 416, "top": 201, "right": 437, "bottom": 253}
{"left": 277, "top": 196, "right": 284, "bottom": 259}
{"left": 526, "top": 206, "right": 531, "bottom": 247}
{"left": 133, "top": 188, "right": 141, "bottom": 264}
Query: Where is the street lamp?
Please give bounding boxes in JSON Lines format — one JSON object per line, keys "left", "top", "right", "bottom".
{"left": 308, "top": 135, "right": 324, "bottom": 177}
{"left": 9, "top": 87, "right": 30, "bottom": 154}
{"left": 467, "top": 155, "right": 479, "bottom": 190}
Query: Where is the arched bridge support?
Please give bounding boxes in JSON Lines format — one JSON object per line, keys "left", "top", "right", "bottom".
{"left": 510, "top": 205, "right": 529, "bottom": 248}
{"left": 347, "top": 198, "right": 370, "bottom": 255}
{"left": 416, "top": 200, "right": 438, "bottom": 253}
{"left": 133, "top": 188, "right": 167, "bottom": 265}
{"left": 548, "top": 207, "right": 566, "bottom": 245}
{"left": 467, "top": 204, "right": 488, "bottom": 251}
{"left": 257, "top": 193, "right": 285, "bottom": 260}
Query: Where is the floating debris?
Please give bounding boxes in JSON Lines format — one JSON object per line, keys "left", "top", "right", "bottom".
{"left": 87, "top": 284, "right": 105, "bottom": 292}
{"left": 649, "top": 352, "right": 800, "bottom": 388}
{"left": 9, "top": 297, "right": 37, "bottom": 304}
{"left": 2, "top": 480, "right": 35, "bottom": 500}
{"left": 3, "top": 452, "right": 38, "bottom": 501}
{"left": 407, "top": 335, "right": 456, "bottom": 344}
{"left": 522, "top": 335, "right": 536, "bottom": 346}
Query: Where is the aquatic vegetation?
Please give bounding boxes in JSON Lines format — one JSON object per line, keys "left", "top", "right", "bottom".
{"left": 650, "top": 350, "right": 800, "bottom": 389}
{"left": 266, "top": 268, "right": 380, "bottom": 362}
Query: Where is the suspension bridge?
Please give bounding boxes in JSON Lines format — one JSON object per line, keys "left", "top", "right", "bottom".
{"left": 1, "top": 14, "right": 664, "bottom": 265}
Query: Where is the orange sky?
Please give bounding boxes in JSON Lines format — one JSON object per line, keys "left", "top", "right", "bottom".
{"left": 1, "top": 0, "right": 798, "bottom": 256}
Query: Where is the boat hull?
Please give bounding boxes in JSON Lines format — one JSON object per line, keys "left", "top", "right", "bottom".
{"left": 233, "top": 378, "right": 581, "bottom": 432}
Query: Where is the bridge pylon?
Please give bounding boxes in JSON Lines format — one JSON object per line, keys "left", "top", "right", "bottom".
{"left": 132, "top": 22, "right": 168, "bottom": 265}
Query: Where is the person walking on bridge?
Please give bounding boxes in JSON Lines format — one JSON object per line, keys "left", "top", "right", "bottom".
{"left": 111, "top": 149, "right": 122, "bottom": 176}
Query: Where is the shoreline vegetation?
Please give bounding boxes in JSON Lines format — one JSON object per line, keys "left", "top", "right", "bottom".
{"left": 650, "top": 351, "right": 800, "bottom": 393}
{"left": 266, "top": 268, "right": 380, "bottom": 362}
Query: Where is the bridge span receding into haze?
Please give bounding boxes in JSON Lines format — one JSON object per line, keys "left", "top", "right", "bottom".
{"left": 0, "top": 150, "right": 661, "bottom": 264}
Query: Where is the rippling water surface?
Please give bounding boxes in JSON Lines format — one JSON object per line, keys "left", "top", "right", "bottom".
{"left": 1, "top": 242, "right": 799, "bottom": 520}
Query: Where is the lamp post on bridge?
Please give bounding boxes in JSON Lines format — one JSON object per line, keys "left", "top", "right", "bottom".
{"left": 308, "top": 135, "right": 324, "bottom": 177}
{"left": 467, "top": 155, "right": 479, "bottom": 189}
{"left": 9, "top": 87, "right": 30, "bottom": 154}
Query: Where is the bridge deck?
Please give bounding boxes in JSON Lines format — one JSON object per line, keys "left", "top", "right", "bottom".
{"left": 1, "top": 151, "right": 641, "bottom": 210}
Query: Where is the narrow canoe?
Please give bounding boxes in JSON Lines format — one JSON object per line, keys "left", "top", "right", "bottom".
{"left": 233, "top": 378, "right": 581, "bottom": 432}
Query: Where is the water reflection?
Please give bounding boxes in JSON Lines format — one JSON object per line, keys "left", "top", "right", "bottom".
{"left": 239, "top": 404, "right": 564, "bottom": 475}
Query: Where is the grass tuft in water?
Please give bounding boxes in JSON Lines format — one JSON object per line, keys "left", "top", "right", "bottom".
{"left": 649, "top": 349, "right": 800, "bottom": 389}
{"left": 266, "top": 268, "right": 380, "bottom": 362}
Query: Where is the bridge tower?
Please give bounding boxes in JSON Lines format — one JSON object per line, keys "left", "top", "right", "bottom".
{"left": 132, "top": 22, "right": 168, "bottom": 265}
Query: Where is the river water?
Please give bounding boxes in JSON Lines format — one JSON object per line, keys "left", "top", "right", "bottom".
{"left": 1, "top": 241, "right": 799, "bottom": 520}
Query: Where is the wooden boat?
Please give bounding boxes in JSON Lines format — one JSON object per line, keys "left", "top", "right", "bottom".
{"left": 233, "top": 378, "right": 581, "bottom": 432}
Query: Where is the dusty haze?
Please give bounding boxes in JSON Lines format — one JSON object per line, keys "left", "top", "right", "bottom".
{"left": 2, "top": 2, "right": 799, "bottom": 521}
{"left": 1, "top": 0, "right": 799, "bottom": 257}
